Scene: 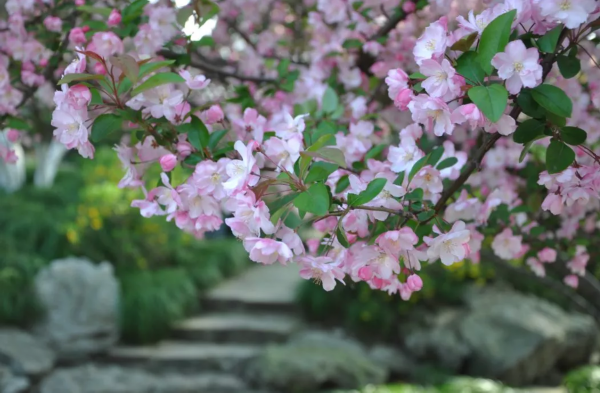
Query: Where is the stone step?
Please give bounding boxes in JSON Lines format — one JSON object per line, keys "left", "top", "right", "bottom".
{"left": 103, "top": 341, "right": 261, "bottom": 373}
{"left": 172, "top": 312, "right": 302, "bottom": 344}
{"left": 203, "top": 264, "right": 301, "bottom": 314}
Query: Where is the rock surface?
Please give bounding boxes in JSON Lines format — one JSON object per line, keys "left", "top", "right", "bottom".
{"left": 245, "top": 330, "right": 387, "bottom": 391}
{"left": 33, "top": 257, "right": 119, "bottom": 359}
{"left": 0, "top": 329, "right": 55, "bottom": 377}
{"left": 404, "top": 284, "right": 597, "bottom": 386}
{"left": 39, "top": 364, "right": 249, "bottom": 393}
{"left": 0, "top": 365, "right": 29, "bottom": 393}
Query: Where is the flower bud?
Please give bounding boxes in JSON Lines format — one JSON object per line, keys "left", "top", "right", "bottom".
{"left": 159, "top": 154, "right": 178, "bottom": 172}
{"left": 402, "top": 1, "right": 416, "bottom": 13}
{"left": 406, "top": 274, "right": 423, "bottom": 292}
{"left": 94, "top": 62, "right": 107, "bottom": 75}
{"left": 176, "top": 141, "right": 193, "bottom": 157}
{"left": 107, "top": 9, "right": 122, "bottom": 26}
{"left": 69, "top": 28, "right": 87, "bottom": 45}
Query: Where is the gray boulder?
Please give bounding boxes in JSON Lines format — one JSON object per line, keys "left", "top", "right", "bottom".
{"left": 0, "top": 329, "right": 55, "bottom": 377}
{"left": 33, "top": 258, "right": 119, "bottom": 359}
{"left": 459, "top": 285, "right": 597, "bottom": 386}
{"left": 0, "top": 365, "right": 29, "bottom": 393}
{"left": 404, "top": 308, "right": 471, "bottom": 373}
{"left": 39, "top": 364, "right": 248, "bottom": 393}
{"left": 245, "top": 330, "right": 387, "bottom": 392}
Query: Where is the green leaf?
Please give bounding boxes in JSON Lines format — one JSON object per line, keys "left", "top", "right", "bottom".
{"left": 426, "top": 146, "right": 444, "bottom": 167}
{"left": 342, "top": 39, "right": 363, "bottom": 49}
{"left": 348, "top": 178, "right": 387, "bottom": 206}
{"left": 467, "top": 84, "right": 508, "bottom": 123}
{"left": 408, "top": 155, "right": 428, "bottom": 182}
{"left": 518, "top": 135, "right": 546, "bottom": 163}
{"left": 365, "top": 144, "right": 387, "bottom": 160}
{"left": 182, "top": 116, "right": 210, "bottom": 151}
{"left": 409, "top": 72, "right": 426, "bottom": 79}
{"left": 131, "top": 72, "right": 185, "bottom": 97}
{"left": 560, "top": 126, "right": 587, "bottom": 146}
{"left": 450, "top": 32, "right": 478, "bottom": 52}
{"left": 313, "top": 120, "right": 337, "bottom": 141}
{"left": 277, "top": 59, "right": 291, "bottom": 77}
{"left": 530, "top": 226, "right": 546, "bottom": 237}
{"left": 139, "top": 60, "right": 176, "bottom": 78}
{"left": 91, "top": 114, "right": 122, "bottom": 142}
{"left": 477, "top": 9, "right": 516, "bottom": 74}
{"left": 122, "top": 0, "right": 147, "bottom": 23}
{"left": 90, "top": 88, "right": 103, "bottom": 105}
{"left": 404, "top": 188, "right": 423, "bottom": 201}
{"left": 110, "top": 54, "right": 140, "bottom": 84}
{"left": 77, "top": 5, "right": 112, "bottom": 16}
{"left": 531, "top": 84, "right": 572, "bottom": 118}
{"left": 269, "top": 192, "right": 300, "bottom": 225}
{"left": 335, "top": 175, "right": 350, "bottom": 194}
{"left": 4, "top": 116, "right": 29, "bottom": 130}
{"left": 546, "top": 139, "right": 575, "bottom": 174}
{"left": 437, "top": 157, "right": 458, "bottom": 170}
{"left": 336, "top": 227, "right": 350, "bottom": 248}
{"left": 306, "top": 162, "right": 339, "bottom": 183}
{"left": 177, "top": 7, "right": 194, "bottom": 26}
{"left": 455, "top": 51, "right": 485, "bottom": 85}
{"left": 417, "top": 210, "right": 435, "bottom": 222}
{"left": 293, "top": 183, "right": 331, "bottom": 216}
{"left": 307, "top": 134, "right": 335, "bottom": 152}
{"left": 208, "top": 129, "right": 228, "bottom": 150}
{"left": 57, "top": 73, "right": 105, "bottom": 85}
{"left": 394, "top": 172, "right": 405, "bottom": 186}
{"left": 198, "top": 2, "right": 220, "bottom": 27}
{"left": 545, "top": 111, "right": 566, "bottom": 127}
{"left": 322, "top": 86, "right": 339, "bottom": 114}
{"left": 195, "top": 36, "right": 215, "bottom": 48}
{"left": 513, "top": 119, "right": 546, "bottom": 144}
{"left": 537, "top": 24, "right": 563, "bottom": 53}
{"left": 302, "top": 148, "right": 346, "bottom": 168}
{"left": 517, "top": 89, "right": 545, "bottom": 118}
{"left": 557, "top": 55, "right": 580, "bottom": 79}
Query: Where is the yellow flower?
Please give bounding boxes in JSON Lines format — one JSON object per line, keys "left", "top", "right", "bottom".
{"left": 66, "top": 229, "right": 79, "bottom": 244}
{"left": 91, "top": 218, "right": 103, "bottom": 230}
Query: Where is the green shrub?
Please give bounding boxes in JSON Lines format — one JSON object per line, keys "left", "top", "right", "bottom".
{"left": 119, "top": 268, "right": 198, "bottom": 344}
{"left": 0, "top": 252, "right": 45, "bottom": 326}
{"left": 563, "top": 365, "right": 600, "bottom": 392}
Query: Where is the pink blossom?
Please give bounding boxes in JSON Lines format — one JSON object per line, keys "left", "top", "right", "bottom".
{"left": 159, "top": 154, "right": 177, "bottom": 172}
{"left": 144, "top": 86, "right": 184, "bottom": 119}
{"left": 567, "top": 246, "right": 589, "bottom": 276}
{"left": 456, "top": 8, "right": 498, "bottom": 36}
{"left": 90, "top": 32, "right": 124, "bottom": 57}
{"left": 537, "top": 247, "right": 557, "bottom": 263}
{"left": 179, "top": 69, "right": 211, "bottom": 90}
{"left": 108, "top": 9, "right": 122, "bottom": 26}
{"left": 420, "top": 59, "right": 463, "bottom": 100}
{"left": 177, "top": 140, "right": 193, "bottom": 157}
{"left": 243, "top": 237, "right": 293, "bottom": 265}
{"left": 317, "top": 0, "right": 348, "bottom": 24}
{"left": 193, "top": 159, "right": 229, "bottom": 200}
{"left": 402, "top": 1, "right": 416, "bottom": 13}
{"left": 408, "top": 94, "right": 454, "bottom": 137}
{"left": 153, "top": 173, "right": 182, "bottom": 214}
{"left": 452, "top": 104, "right": 484, "bottom": 130}
{"left": 413, "top": 18, "right": 448, "bottom": 65}
{"left": 94, "top": 62, "right": 107, "bottom": 75}
{"left": 223, "top": 140, "right": 259, "bottom": 194}
{"left": 388, "top": 137, "right": 425, "bottom": 174}
{"left": 445, "top": 190, "right": 481, "bottom": 222}
{"left": 385, "top": 69, "right": 409, "bottom": 100}
{"left": 527, "top": 257, "right": 546, "bottom": 277}
{"left": 541, "top": 193, "right": 564, "bottom": 215}
{"left": 491, "top": 40, "right": 542, "bottom": 94}
{"left": 276, "top": 226, "right": 305, "bottom": 255}
{"left": 6, "top": 129, "right": 20, "bottom": 143}
{"left": 491, "top": 228, "right": 523, "bottom": 260}
{"left": 69, "top": 28, "right": 87, "bottom": 45}
{"left": 538, "top": 0, "right": 596, "bottom": 29}
{"left": 298, "top": 256, "right": 345, "bottom": 291}
{"left": 368, "top": 177, "right": 405, "bottom": 220}
{"left": 406, "top": 274, "right": 423, "bottom": 292}
{"left": 263, "top": 135, "right": 302, "bottom": 173}
{"left": 353, "top": 245, "right": 400, "bottom": 280}
{"left": 147, "top": 5, "right": 179, "bottom": 41}
{"left": 274, "top": 113, "right": 308, "bottom": 140}
{"left": 395, "top": 89, "right": 415, "bottom": 111}
{"left": 133, "top": 24, "right": 163, "bottom": 55}
{"left": 411, "top": 166, "right": 443, "bottom": 199}
{"left": 51, "top": 108, "right": 89, "bottom": 150}
{"left": 484, "top": 114, "right": 517, "bottom": 136}
{"left": 44, "top": 16, "right": 62, "bottom": 32}
{"left": 234, "top": 108, "right": 267, "bottom": 142}
{"left": 202, "top": 105, "right": 224, "bottom": 124}
{"left": 64, "top": 50, "right": 87, "bottom": 75}
{"left": 564, "top": 274, "right": 579, "bottom": 288}
{"left": 377, "top": 228, "right": 418, "bottom": 258}
{"left": 424, "top": 221, "right": 471, "bottom": 266}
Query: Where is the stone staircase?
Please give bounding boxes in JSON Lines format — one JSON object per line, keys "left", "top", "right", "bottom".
{"left": 104, "top": 264, "right": 302, "bottom": 392}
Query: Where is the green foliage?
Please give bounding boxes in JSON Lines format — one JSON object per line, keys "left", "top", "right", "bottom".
{"left": 546, "top": 139, "right": 575, "bottom": 174}
{"left": 119, "top": 268, "right": 197, "bottom": 344}
{"left": 0, "top": 252, "right": 45, "bottom": 327}
{"left": 563, "top": 365, "right": 600, "bottom": 392}
{"left": 468, "top": 85, "right": 508, "bottom": 123}
{"left": 477, "top": 9, "right": 516, "bottom": 74}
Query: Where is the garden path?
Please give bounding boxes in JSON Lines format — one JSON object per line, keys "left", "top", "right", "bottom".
{"left": 105, "top": 263, "right": 303, "bottom": 392}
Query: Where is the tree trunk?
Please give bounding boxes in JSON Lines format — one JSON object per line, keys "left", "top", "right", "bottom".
{"left": 0, "top": 143, "right": 26, "bottom": 193}
{"left": 33, "top": 140, "right": 68, "bottom": 188}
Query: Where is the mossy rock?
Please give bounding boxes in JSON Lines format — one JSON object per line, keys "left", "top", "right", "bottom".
{"left": 245, "top": 332, "right": 387, "bottom": 392}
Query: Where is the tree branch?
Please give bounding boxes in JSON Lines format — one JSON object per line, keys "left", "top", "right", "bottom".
{"left": 158, "top": 50, "right": 276, "bottom": 84}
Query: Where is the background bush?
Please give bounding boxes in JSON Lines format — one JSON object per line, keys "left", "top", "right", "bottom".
{"left": 0, "top": 147, "right": 249, "bottom": 343}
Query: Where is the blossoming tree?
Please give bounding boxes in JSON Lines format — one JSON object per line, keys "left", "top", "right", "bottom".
{"left": 2, "top": 0, "right": 600, "bottom": 302}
